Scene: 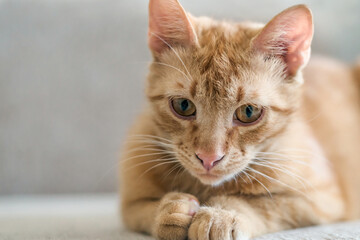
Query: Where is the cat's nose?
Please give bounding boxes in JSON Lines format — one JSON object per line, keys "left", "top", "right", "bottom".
{"left": 195, "top": 151, "right": 225, "bottom": 171}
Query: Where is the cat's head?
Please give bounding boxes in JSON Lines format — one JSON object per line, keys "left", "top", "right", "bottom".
{"left": 146, "top": 0, "right": 313, "bottom": 186}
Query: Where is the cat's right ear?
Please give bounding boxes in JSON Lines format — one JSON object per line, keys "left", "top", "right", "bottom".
{"left": 148, "top": 0, "right": 198, "bottom": 55}
{"left": 252, "top": 5, "right": 313, "bottom": 77}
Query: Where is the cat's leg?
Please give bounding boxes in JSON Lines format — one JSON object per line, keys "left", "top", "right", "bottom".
{"left": 122, "top": 192, "right": 199, "bottom": 240}
{"left": 188, "top": 186, "right": 344, "bottom": 240}
{"left": 121, "top": 162, "right": 200, "bottom": 239}
{"left": 120, "top": 131, "right": 199, "bottom": 239}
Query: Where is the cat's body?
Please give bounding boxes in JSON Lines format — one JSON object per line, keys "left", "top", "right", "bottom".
{"left": 302, "top": 57, "right": 360, "bottom": 219}
{"left": 120, "top": 1, "right": 360, "bottom": 239}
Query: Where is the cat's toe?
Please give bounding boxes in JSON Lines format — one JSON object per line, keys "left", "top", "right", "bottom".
{"left": 154, "top": 192, "right": 199, "bottom": 240}
{"left": 188, "top": 207, "right": 249, "bottom": 240}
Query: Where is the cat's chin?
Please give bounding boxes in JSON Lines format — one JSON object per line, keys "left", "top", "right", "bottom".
{"left": 196, "top": 172, "right": 235, "bottom": 186}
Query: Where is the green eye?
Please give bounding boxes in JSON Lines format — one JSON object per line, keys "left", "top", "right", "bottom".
{"left": 171, "top": 98, "right": 196, "bottom": 118}
{"left": 234, "top": 104, "right": 263, "bottom": 125}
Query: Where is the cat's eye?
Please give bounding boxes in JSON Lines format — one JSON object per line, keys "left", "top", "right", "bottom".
{"left": 234, "top": 104, "right": 263, "bottom": 125}
{"left": 170, "top": 98, "right": 196, "bottom": 119}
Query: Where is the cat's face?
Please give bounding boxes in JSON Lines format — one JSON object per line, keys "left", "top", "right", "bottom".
{"left": 146, "top": 0, "right": 313, "bottom": 186}
{"left": 147, "top": 42, "right": 300, "bottom": 185}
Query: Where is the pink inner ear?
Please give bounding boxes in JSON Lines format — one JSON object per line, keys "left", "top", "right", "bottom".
{"left": 148, "top": 0, "right": 197, "bottom": 54}
{"left": 253, "top": 5, "right": 313, "bottom": 76}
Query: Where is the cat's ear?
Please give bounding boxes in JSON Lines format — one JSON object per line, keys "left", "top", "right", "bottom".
{"left": 148, "top": 0, "right": 198, "bottom": 54}
{"left": 252, "top": 5, "right": 313, "bottom": 76}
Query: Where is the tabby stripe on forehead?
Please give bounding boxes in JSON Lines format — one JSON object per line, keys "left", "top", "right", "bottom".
{"left": 237, "top": 86, "right": 244, "bottom": 102}
{"left": 190, "top": 81, "right": 198, "bottom": 98}
{"left": 176, "top": 82, "right": 184, "bottom": 88}
{"left": 148, "top": 94, "right": 165, "bottom": 101}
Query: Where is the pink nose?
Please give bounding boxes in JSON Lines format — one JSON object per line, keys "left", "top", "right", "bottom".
{"left": 195, "top": 151, "right": 225, "bottom": 171}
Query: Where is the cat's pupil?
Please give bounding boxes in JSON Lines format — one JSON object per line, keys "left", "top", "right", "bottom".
{"left": 246, "top": 105, "right": 253, "bottom": 118}
{"left": 181, "top": 100, "right": 189, "bottom": 111}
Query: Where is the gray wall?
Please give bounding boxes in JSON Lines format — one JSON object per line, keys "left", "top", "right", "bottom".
{"left": 1, "top": 0, "right": 359, "bottom": 195}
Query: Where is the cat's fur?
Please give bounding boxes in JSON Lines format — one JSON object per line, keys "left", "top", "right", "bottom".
{"left": 120, "top": 1, "right": 360, "bottom": 239}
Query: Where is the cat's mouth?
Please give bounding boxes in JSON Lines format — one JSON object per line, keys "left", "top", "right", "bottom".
{"left": 194, "top": 165, "right": 246, "bottom": 186}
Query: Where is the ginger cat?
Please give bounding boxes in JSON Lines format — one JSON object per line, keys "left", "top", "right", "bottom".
{"left": 120, "top": 0, "right": 360, "bottom": 239}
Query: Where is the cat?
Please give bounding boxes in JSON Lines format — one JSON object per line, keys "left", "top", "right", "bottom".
{"left": 120, "top": 0, "right": 360, "bottom": 239}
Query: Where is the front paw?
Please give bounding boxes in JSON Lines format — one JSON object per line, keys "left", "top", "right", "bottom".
{"left": 154, "top": 192, "right": 199, "bottom": 240}
{"left": 188, "top": 207, "right": 249, "bottom": 240}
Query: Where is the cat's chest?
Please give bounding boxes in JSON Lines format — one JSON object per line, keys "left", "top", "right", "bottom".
{"left": 163, "top": 170, "right": 243, "bottom": 201}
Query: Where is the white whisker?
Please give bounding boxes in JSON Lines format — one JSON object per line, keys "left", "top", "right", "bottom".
{"left": 255, "top": 153, "right": 312, "bottom": 167}
{"left": 121, "top": 152, "right": 175, "bottom": 164}
{"left": 251, "top": 160, "right": 310, "bottom": 189}
{"left": 153, "top": 62, "right": 191, "bottom": 82}
{"left": 254, "top": 158, "right": 299, "bottom": 173}
{"left": 246, "top": 166, "right": 311, "bottom": 201}
{"left": 124, "top": 157, "right": 178, "bottom": 172}
{"left": 138, "top": 161, "right": 179, "bottom": 179}
{"left": 124, "top": 145, "right": 176, "bottom": 156}
{"left": 150, "top": 32, "right": 193, "bottom": 82}
{"left": 245, "top": 170, "right": 273, "bottom": 198}
{"left": 129, "top": 134, "right": 173, "bottom": 143}
{"left": 126, "top": 139, "right": 173, "bottom": 148}
{"left": 274, "top": 148, "right": 324, "bottom": 159}
{"left": 171, "top": 164, "right": 185, "bottom": 188}
{"left": 162, "top": 163, "right": 182, "bottom": 181}
{"left": 242, "top": 170, "right": 253, "bottom": 184}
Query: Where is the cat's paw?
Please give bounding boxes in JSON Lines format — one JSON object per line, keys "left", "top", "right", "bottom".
{"left": 154, "top": 192, "right": 199, "bottom": 240}
{"left": 188, "top": 207, "right": 249, "bottom": 240}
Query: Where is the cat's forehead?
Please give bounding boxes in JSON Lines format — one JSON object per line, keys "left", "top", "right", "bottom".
{"left": 195, "top": 24, "right": 255, "bottom": 71}
{"left": 152, "top": 22, "right": 286, "bottom": 108}
{"left": 187, "top": 29, "right": 245, "bottom": 100}
{"left": 188, "top": 57, "right": 285, "bottom": 112}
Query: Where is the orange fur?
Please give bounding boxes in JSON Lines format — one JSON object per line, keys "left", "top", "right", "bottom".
{"left": 120, "top": 1, "right": 360, "bottom": 239}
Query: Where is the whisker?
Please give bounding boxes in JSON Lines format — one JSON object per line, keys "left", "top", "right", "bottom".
{"left": 123, "top": 146, "right": 171, "bottom": 154}
{"left": 256, "top": 151, "right": 311, "bottom": 160}
{"left": 162, "top": 163, "right": 182, "bottom": 181}
{"left": 251, "top": 161, "right": 310, "bottom": 189}
{"left": 124, "top": 158, "right": 178, "bottom": 172}
{"left": 124, "top": 145, "right": 176, "bottom": 155}
{"left": 171, "top": 164, "right": 185, "bottom": 189}
{"left": 153, "top": 62, "right": 191, "bottom": 82}
{"left": 255, "top": 159, "right": 316, "bottom": 192}
{"left": 233, "top": 173, "right": 239, "bottom": 185}
{"left": 245, "top": 170, "right": 273, "bottom": 198}
{"left": 128, "top": 134, "right": 173, "bottom": 143}
{"left": 242, "top": 170, "right": 253, "bottom": 184}
{"left": 150, "top": 32, "right": 193, "bottom": 82}
{"left": 235, "top": 173, "right": 247, "bottom": 184}
{"left": 254, "top": 158, "right": 300, "bottom": 173}
{"left": 138, "top": 161, "right": 179, "bottom": 179}
{"left": 121, "top": 152, "right": 175, "bottom": 164}
{"left": 246, "top": 166, "right": 311, "bottom": 201}
{"left": 273, "top": 148, "right": 324, "bottom": 159}
{"left": 305, "top": 110, "right": 323, "bottom": 124}
{"left": 172, "top": 167, "right": 187, "bottom": 190}
{"left": 95, "top": 153, "right": 174, "bottom": 187}
{"left": 254, "top": 154, "right": 312, "bottom": 167}
{"left": 126, "top": 139, "right": 173, "bottom": 149}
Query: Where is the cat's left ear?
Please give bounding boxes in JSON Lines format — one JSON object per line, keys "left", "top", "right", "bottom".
{"left": 252, "top": 5, "right": 314, "bottom": 76}
{"left": 148, "top": 0, "right": 198, "bottom": 55}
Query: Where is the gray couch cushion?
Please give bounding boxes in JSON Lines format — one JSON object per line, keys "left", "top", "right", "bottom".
{"left": 1, "top": 195, "right": 359, "bottom": 240}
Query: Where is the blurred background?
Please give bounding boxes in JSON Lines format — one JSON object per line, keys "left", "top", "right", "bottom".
{"left": 1, "top": 0, "right": 359, "bottom": 196}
